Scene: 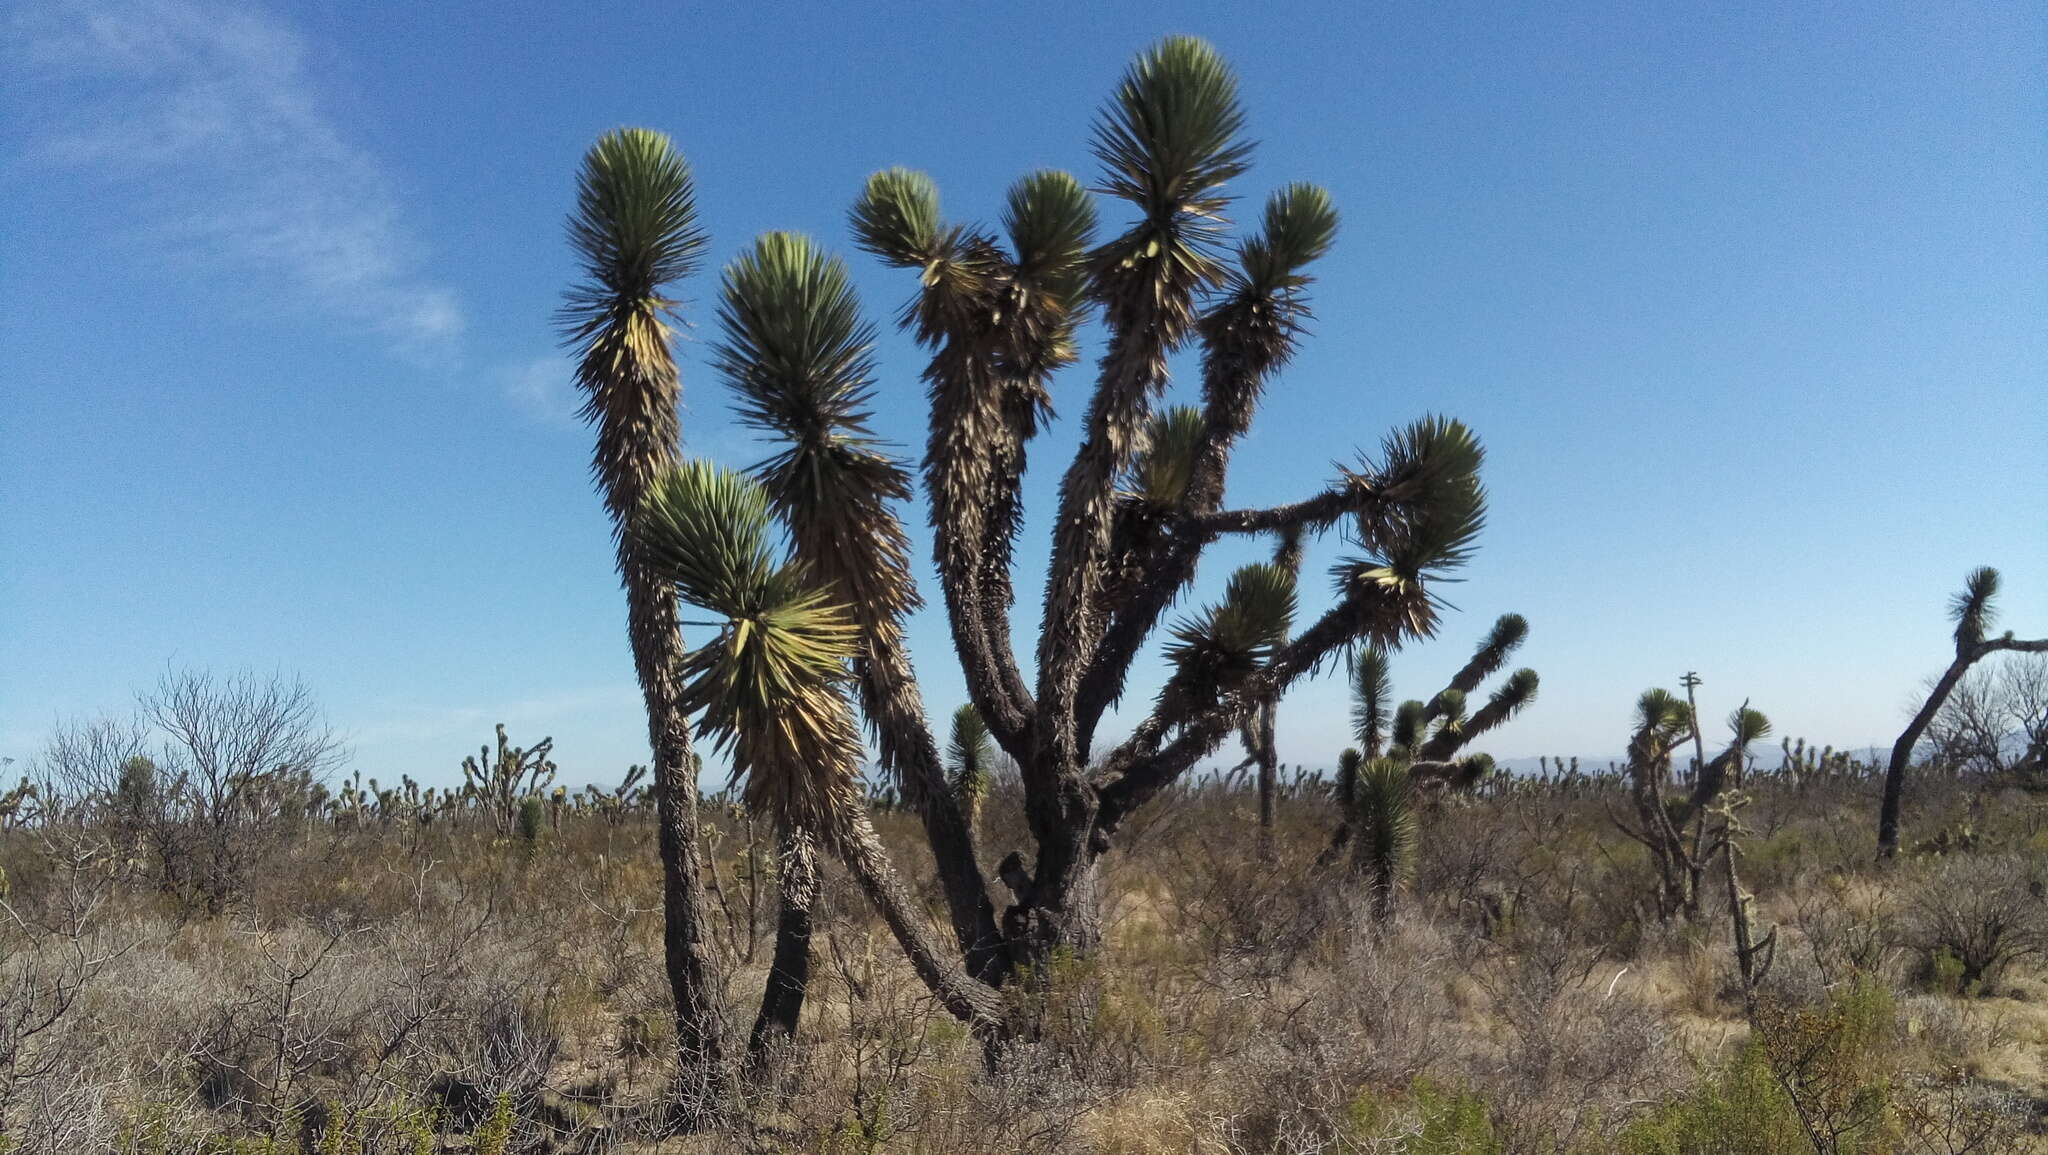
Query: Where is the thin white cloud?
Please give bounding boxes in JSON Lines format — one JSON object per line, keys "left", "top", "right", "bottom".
{"left": 501, "top": 355, "right": 581, "bottom": 427}
{"left": 9, "top": 0, "right": 462, "bottom": 355}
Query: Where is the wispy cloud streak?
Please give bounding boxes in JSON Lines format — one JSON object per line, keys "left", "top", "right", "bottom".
{"left": 9, "top": 0, "right": 462, "bottom": 354}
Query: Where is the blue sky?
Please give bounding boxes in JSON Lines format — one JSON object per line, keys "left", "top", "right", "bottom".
{"left": 4, "top": 1, "right": 2042, "bottom": 788}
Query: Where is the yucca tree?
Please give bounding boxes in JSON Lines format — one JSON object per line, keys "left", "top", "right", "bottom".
{"left": 839, "top": 36, "right": 1487, "bottom": 965}
{"left": 635, "top": 463, "right": 1004, "bottom": 1032}
{"left": 1352, "top": 649, "right": 1393, "bottom": 764}
{"left": 1614, "top": 687, "right": 1700, "bottom": 919}
{"left": 1877, "top": 567, "right": 2047, "bottom": 857}
{"left": 1334, "top": 616, "right": 1535, "bottom": 808}
{"left": 557, "top": 128, "right": 728, "bottom": 1105}
{"left": 1614, "top": 688, "right": 1771, "bottom": 921}
{"left": 1415, "top": 668, "right": 1540, "bottom": 764}
{"left": 596, "top": 37, "right": 1490, "bottom": 999}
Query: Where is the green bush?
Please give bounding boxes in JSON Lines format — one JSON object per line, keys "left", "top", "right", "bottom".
{"left": 1614, "top": 977, "right": 1899, "bottom": 1154}
{"left": 1345, "top": 1078, "right": 1501, "bottom": 1154}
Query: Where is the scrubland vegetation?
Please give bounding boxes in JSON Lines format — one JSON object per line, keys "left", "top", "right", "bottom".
{"left": 3, "top": 701, "right": 2048, "bottom": 1152}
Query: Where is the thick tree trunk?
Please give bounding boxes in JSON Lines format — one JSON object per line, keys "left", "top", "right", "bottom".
{"left": 1253, "top": 702, "right": 1278, "bottom": 857}
{"left": 1879, "top": 654, "right": 1970, "bottom": 859}
{"left": 836, "top": 811, "right": 1005, "bottom": 1033}
{"left": 747, "top": 828, "right": 817, "bottom": 1071}
{"left": 1003, "top": 811, "right": 1106, "bottom": 974}
{"left": 628, "top": 569, "right": 732, "bottom": 1121}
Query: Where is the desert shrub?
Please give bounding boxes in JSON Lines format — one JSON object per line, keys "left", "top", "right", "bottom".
{"left": 1892, "top": 1073, "right": 2029, "bottom": 1154}
{"left": 1902, "top": 852, "right": 2047, "bottom": 992}
{"left": 1761, "top": 977, "right": 1899, "bottom": 1151}
{"left": 1791, "top": 873, "right": 1904, "bottom": 987}
{"left": 1475, "top": 928, "right": 1682, "bottom": 1152}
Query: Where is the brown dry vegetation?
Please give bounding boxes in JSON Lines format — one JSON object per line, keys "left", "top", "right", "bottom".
{"left": 3, "top": 749, "right": 2046, "bottom": 1153}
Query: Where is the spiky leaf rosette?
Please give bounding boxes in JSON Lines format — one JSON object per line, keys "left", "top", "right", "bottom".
{"left": 1694, "top": 705, "right": 1773, "bottom": 808}
{"left": 1196, "top": 182, "right": 1340, "bottom": 410}
{"left": 1159, "top": 562, "right": 1299, "bottom": 711}
{"left": 1726, "top": 706, "right": 1772, "bottom": 749}
{"left": 1479, "top": 668, "right": 1540, "bottom": 727}
{"left": 849, "top": 168, "right": 943, "bottom": 268}
{"left": 946, "top": 704, "right": 995, "bottom": 802}
{"left": 714, "top": 232, "right": 918, "bottom": 625}
{"left": 558, "top": 128, "right": 707, "bottom": 535}
{"left": 635, "top": 462, "right": 866, "bottom": 838}
{"left": 1350, "top": 416, "right": 1488, "bottom": 581}
{"left": 1238, "top": 183, "right": 1340, "bottom": 298}
{"left": 1626, "top": 687, "right": 1695, "bottom": 782}
{"left": 1633, "top": 688, "right": 1693, "bottom": 740}
{"left": 1421, "top": 667, "right": 1539, "bottom": 761}
{"left": 850, "top": 168, "right": 1003, "bottom": 346}
{"left": 635, "top": 460, "right": 781, "bottom": 616}
{"left": 1005, "top": 169, "right": 1098, "bottom": 317}
{"left": 1431, "top": 614, "right": 1528, "bottom": 705}
{"left": 1091, "top": 35, "right": 1251, "bottom": 302}
{"left": 1951, "top": 566, "right": 2001, "bottom": 649}
{"left": 1128, "top": 405, "right": 1207, "bottom": 508}
{"left": 1352, "top": 647, "right": 1392, "bottom": 759}
{"left": 1389, "top": 699, "right": 1428, "bottom": 759}
{"left": 1450, "top": 752, "right": 1496, "bottom": 790}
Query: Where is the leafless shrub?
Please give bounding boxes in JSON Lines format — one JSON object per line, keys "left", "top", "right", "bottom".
{"left": 1896, "top": 1072, "right": 2030, "bottom": 1154}
{"left": 1902, "top": 852, "right": 2047, "bottom": 991}
{"left": 1925, "top": 653, "right": 2048, "bottom": 776}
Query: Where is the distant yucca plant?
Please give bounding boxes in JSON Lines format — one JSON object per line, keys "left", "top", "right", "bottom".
{"left": 1351, "top": 757, "right": 1417, "bottom": 923}
{"left": 516, "top": 795, "right": 545, "bottom": 843}
{"left": 947, "top": 705, "right": 994, "bottom": 829}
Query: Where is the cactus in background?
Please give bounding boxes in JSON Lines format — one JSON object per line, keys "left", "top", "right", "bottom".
{"left": 583, "top": 765, "right": 650, "bottom": 826}
{"left": 461, "top": 724, "right": 557, "bottom": 834}
{"left": 1613, "top": 683, "right": 1771, "bottom": 921}
{"left": 946, "top": 705, "right": 994, "bottom": 831}
{"left": 0, "top": 778, "right": 40, "bottom": 833}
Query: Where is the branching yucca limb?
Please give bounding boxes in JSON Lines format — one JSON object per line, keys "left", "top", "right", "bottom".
{"left": 635, "top": 462, "right": 1004, "bottom": 1033}
{"left": 711, "top": 230, "right": 1002, "bottom": 977}
{"left": 558, "top": 127, "right": 729, "bottom": 1107}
